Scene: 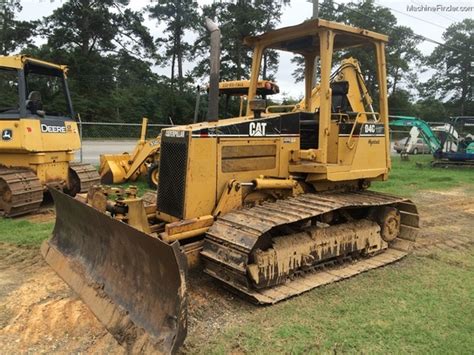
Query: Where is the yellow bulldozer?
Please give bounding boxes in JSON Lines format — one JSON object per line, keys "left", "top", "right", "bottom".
{"left": 42, "top": 19, "right": 420, "bottom": 353}
{"left": 98, "top": 80, "right": 279, "bottom": 187}
{"left": 0, "top": 56, "right": 100, "bottom": 216}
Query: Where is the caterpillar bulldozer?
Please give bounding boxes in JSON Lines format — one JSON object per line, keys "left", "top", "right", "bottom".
{"left": 0, "top": 56, "right": 99, "bottom": 216}
{"left": 42, "top": 19, "right": 420, "bottom": 353}
{"left": 98, "top": 80, "right": 279, "bottom": 188}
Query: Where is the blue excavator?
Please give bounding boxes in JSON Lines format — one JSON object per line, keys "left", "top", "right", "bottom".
{"left": 389, "top": 115, "right": 474, "bottom": 168}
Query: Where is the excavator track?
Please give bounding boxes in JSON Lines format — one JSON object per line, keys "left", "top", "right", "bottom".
{"left": 202, "top": 190, "right": 419, "bottom": 304}
{"left": 0, "top": 168, "right": 43, "bottom": 217}
{"left": 69, "top": 163, "right": 101, "bottom": 193}
{"left": 431, "top": 160, "right": 474, "bottom": 169}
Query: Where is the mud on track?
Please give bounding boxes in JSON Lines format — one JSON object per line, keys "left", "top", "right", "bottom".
{"left": 0, "top": 189, "right": 473, "bottom": 353}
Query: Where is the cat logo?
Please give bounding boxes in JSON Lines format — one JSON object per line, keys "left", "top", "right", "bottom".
{"left": 249, "top": 122, "right": 267, "bottom": 136}
{"left": 2, "top": 129, "right": 12, "bottom": 141}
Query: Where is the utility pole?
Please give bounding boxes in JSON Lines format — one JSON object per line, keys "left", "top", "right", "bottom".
{"left": 313, "top": 0, "right": 319, "bottom": 18}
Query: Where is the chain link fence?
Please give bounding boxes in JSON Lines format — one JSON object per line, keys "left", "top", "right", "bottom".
{"left": 77, "top": 121, "right": 172, "bottom": 164}
{"left": 79, "top": 121, "right": 172, "bottom": 139}
{"left": 76, "top": 120, "right": 432, "bottom": 164}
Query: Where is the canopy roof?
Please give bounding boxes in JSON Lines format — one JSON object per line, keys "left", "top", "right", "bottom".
{"left": 244, "top": 19, "right": 388, "bottom": 56}
{"left": 0, "top": 55, "right": 67, "bottom": 74}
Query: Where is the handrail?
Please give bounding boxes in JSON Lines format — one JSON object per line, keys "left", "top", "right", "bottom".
{"left": 265, "top": 104, "right": 299, "bottom": 114}
{"left": 78, "top": 121, "right": 172, "bottom": 127}
{"left": 346, "top": 111, "right": 380, "bottom": 149}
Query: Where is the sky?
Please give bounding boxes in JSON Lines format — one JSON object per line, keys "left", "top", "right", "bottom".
{"left": 15, "top": 0, "right": 473, "bottom": 100}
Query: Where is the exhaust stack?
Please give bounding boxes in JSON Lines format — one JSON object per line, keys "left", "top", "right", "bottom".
{"left": 205, "top": 18, "right": 220, "bottom": 122}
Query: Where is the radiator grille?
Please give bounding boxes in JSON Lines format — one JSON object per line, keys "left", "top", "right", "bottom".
{"left": 157, "top": 134, "right": 188, "bottom": 218}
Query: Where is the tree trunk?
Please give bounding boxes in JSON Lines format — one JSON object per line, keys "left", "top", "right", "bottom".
{"left": 80, "top": 1, "right": 91, "bottom": 56}
{"left": 460, "top": 62, "right": 469, "bottom": 115}
{"left": 177, "top": 33, "right": 183, "bottom": 92}
{"left": 263, "top": 52, "right": 267, "bottom": 80}
{"left": 170, "top": 51, "right": 176, "bottom": 85}
{"left": 0, "top": 9, "right": 6, "bottom": 55}
{"left": 236, "top": 41, "right": 242, "bottom": 80}
{"left": 391, "top": 67, "right": 399, "bottom": 96}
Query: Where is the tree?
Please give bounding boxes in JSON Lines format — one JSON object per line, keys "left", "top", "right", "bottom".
{"left": 43, "top": 0, "right": 154, "bottom": 58}
{"left": 424, "top": 19, "right": 473, "bottom": 115}
{"left": 255, "top": 0, "right": 290, "bottom": 80}
{"left": 386, "top": 26, "right": 423, "bottom": 95}
{"left": 0, "top": 1, "right": 36, "bottom": 55}
{"left": 388, "top": 89, "right": 414, "bottom": 116}
{"left": 292, "top": 0, "right": 423, "bottom": 103}
{"left": 194, "top": 0, "right": 288, "bottom": 82}
{"left": 148, "top": 0, "right": 199, "bottom": 91}
{"left": 36, "top": 0, "right": 156, "bottom": 122}
{"left": 413, "top": 98, "right": 447, "bottom": 122}
{"left": 291, "top": 0, "right": 339, "bottom": 82}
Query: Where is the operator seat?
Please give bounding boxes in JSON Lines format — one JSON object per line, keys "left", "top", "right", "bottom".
{"left": 26, "top": 91, "right": 43, "bottom": 114}
{"left": 331, "top": 81, "right": 349, "bottom": 113}
{"left": 299, "top": 81, "right": 351, "bottom": 150}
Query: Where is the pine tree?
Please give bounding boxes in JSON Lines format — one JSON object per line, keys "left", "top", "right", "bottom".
{"left": 0, "top": 1, "right": 36, "bottom": 55}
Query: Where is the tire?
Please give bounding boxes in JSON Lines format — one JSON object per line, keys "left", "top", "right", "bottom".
{"left": 412, "top": 148, "right": 418, "bottom": 155}
{"left": 65, "top": 168, "right": 81, "bottom": 196}
{"left": 147, "top": 162, "right": 159, "bottom": 189}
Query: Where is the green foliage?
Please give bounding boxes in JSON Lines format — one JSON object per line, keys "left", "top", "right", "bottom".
{"left": 0, "top": 1, "right": 37, "bottom": 55}
{"left": 424, "top": 19, "right": 473, "bottom": 116}
{"left": 292, "top": 0, "right": 423, "bottom": 110}
{"left": 1, "top": 0, "right": 470, "bottom": 124}
{"left": 29, "top": 0, "right": 159, "bottom": 123}
{"left": 0, "top": 69, "right": 19, "bottom": 110}
{"left": 413, "top": 97, "right": 448, "bottom": 122}
{"left": 388, "top": 89, "right": 415, "bottom": 116}
{"left": 194, "top": 0, "right": 289, "bottom": 81}
{"left": 149, "top": 0, "right": 199, "bottom": 91}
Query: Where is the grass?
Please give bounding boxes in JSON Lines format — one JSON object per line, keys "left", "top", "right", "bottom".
{"left": 1, "top": 155, "right": 473, "bottom": 353}
{"left": 116, "top": 178, "right": 153, "bottom": 197}
{"left": 371, "top": 155, "right": 474, "bottom": 196}
{"left": 0, "top": 178, "right": 153, "bottom": 248}
{"left": 189, "top": 248, "right": 474, "bottom": 354}
{"left": 0, "top": 218, "right": 53, "bottom": 247}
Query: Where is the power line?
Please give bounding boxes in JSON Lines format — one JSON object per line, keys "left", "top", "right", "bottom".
{"left": 330, "top": 1, "right": 470, "bottom": 56}
{"left": 410, "top": 0, "right": 457, "bottom": 23}
{"left": 372, "top": 0, "right": 447, "bottom": 30}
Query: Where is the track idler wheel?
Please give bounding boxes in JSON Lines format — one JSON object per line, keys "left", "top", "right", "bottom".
{"left": 376, "top": 207, "right": 401, "bottom": 242}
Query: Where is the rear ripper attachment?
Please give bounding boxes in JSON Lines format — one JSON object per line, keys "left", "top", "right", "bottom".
{"left": 202, "top": 190, "right": 419, "bottom": 304}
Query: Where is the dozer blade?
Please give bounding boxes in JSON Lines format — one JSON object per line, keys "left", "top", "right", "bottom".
{"left": 41, "top": 188, "right": 187, "bottom": 353}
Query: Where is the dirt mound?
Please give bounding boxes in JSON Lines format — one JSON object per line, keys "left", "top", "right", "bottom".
{"left": 0, "top": 244, "right": 122, "bottom": 353}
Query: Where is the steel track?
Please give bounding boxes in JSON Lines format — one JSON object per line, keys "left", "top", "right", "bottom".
{"left": 201, "top": 190, "right": 420, "bottom": 304}
{"left": 0, "top": 168, "right": 43, "bottom": 217}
